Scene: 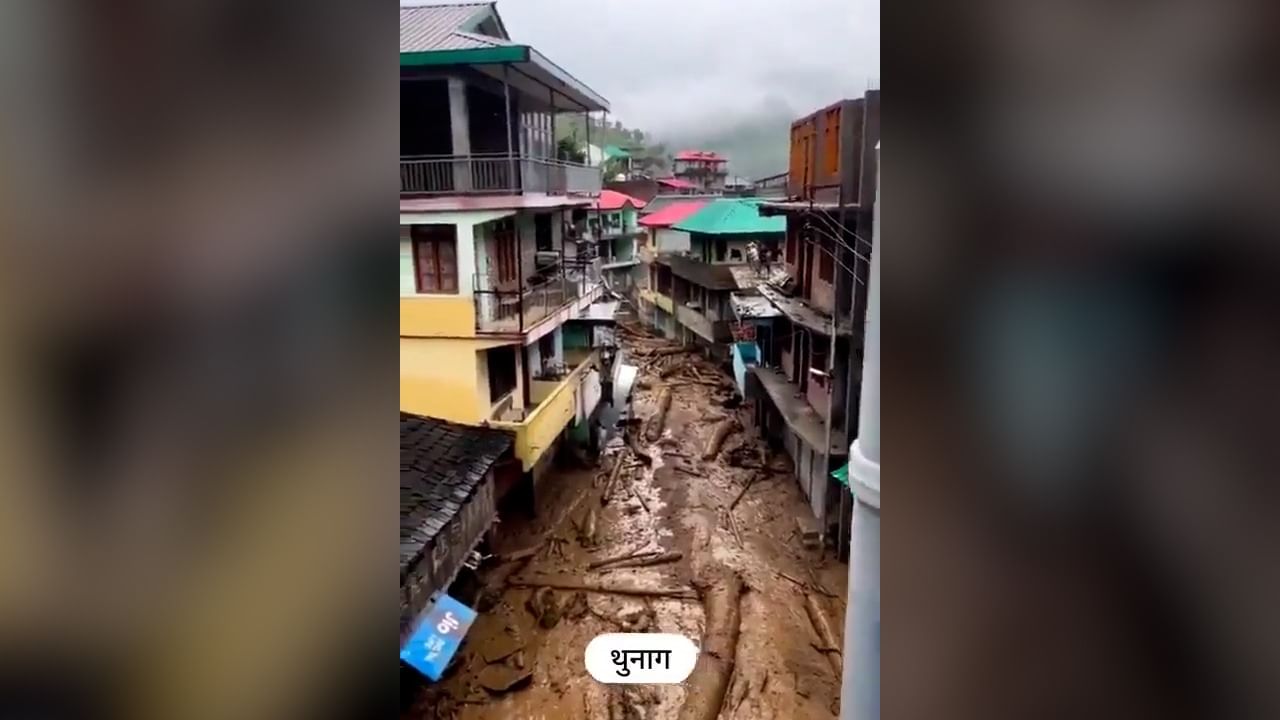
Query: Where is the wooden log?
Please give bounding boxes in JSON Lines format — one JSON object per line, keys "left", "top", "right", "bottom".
{"left": 627, "top": 427, "right": 653, "bottom": 465}
{"left": 728, "top": 471, "right": 762, "bottom": 512}
{"left": 676, "top": 567, "right": 744, "bottom": 720}
{"left": 647, "top": 387, "right": 673, "bottom": 441}
{"left": 509, "top": 575, "right": 698, "bottom": 600}
{"left": 600, "top": 451, "right": 629, "bottom": 505}
{"left": 702, "top": 419, "right": 741, "bottom": 460}
{"left": 581, "top": 507, "right": 598, "bottom": 546}
{"left": 631, "top": 485, "right": 651, "bottom": 514}
{"left": 804, "top": 594, "right": 842, "bottom": 675}
{"left": 601, "top": 551, "right": 682, "bottom": 571}
{"left": 587, "top": 547, "right": 661, "bottom": 570}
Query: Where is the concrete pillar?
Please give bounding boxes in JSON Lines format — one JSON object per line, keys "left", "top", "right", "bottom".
{"left": 513, "top": 344, "right": 527, "bottom": 411}
{"left": 447, "top": 76, "right": 471, "bottom": 191}
{"left": 840, "top": 143, "right": 879, "bottom": 720}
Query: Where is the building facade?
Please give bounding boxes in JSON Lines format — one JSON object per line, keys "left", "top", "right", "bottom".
{"left": 400, "top": 2, "right": 615, "bottom": 486}
{"left": 738, "top": 89, "right": 880, "bottom": 540}
{"left": 636, "top": 198, "right": 784, "bottom": 360}
{"left": 671, "top": 150, "right": 729, "bottom": 192}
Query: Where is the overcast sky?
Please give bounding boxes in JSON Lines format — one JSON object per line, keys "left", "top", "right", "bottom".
{"left": 412, "top": 0, "right": 880, "bottom": 138}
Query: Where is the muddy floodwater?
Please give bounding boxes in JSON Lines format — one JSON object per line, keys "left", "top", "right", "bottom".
{"left": 405, "top": 327, "right": 847, "bottom": 720}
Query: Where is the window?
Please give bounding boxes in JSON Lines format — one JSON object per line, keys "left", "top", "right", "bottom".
{"left": 729, "top": 248, "right": 742, "bottom": 261}
{"left": 818, "top": 235, "right": 834, "bottom": 282}
{"left": 823, "top": 107, "right": 841, "bottom": 176}
{"left": 411, "top": 225, "right": 458, "bottom": 294}
{"left": 715, "top": 238, "right": 727, "bottom": 262}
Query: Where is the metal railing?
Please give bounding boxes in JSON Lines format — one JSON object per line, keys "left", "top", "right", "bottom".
{"left": 473, "top": 256, "right": 601, "bottom": 333}
{"left": 400, "top": 153, "right": 602, "bottom": 195}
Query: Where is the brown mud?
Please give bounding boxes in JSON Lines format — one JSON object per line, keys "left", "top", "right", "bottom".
{"left": 404, "top": 327, "right": 847, "bottom": 720}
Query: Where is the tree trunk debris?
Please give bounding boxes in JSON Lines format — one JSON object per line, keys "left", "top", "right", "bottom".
{"left": 702, "top": 418, "right": 740, "bottom": 460}
{"left": 647, "top": 387, "right": 673, "bottom": 441}
{"left": 509, "top": 575, "right": 698, "bottom": 600}
{"left": 588, "top": 546, "right": 659, "bottom": 570}
{"left": 677, "top": 567, "right": 744, "bottom": 720}
{"left": 600, "top": 551, "right": 682, "bottom": 572}
{"left": 728, "top": 471, "right": 762, "bottom": 512}
{"left": 804, "top": 594, "right": 842, "bottom": 676}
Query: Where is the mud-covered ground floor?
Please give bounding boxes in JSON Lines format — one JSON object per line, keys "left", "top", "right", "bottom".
{"left": 404, "top": 324, "right": 848, "bottom": 720}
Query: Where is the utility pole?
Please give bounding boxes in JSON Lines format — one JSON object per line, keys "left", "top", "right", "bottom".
{"left": 840, "top": 143, "right": 879, "bottom": 720}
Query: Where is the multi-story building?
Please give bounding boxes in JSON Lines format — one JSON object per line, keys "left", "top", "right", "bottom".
{"left": 671, "top": 150, "right": 729, "bottom": 192}
{"left": 584, "top": 189, "right": 646, "bottom": 295}
{"left": 738, "top": 89, "right": 879, "bottom": 539}
{"left": 400, "top": 2, "right": 615, "bottom": 486}
{"left": 637, "top": 198, "right": 784, "bottom": 359}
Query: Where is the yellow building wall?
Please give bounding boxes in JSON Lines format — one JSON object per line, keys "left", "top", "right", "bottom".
{"left": 494, "top": 375, "right": 577, "bottom": 472}
{"left": 401, "top": 297, "right": 475, "bottom": 338}
{"left": 400, "top": 338, "right": 483, "bottom": 424}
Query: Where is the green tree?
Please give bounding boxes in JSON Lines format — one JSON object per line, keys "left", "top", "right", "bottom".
{"left": 557, "top": 136, "right": 586, "bottom": 164}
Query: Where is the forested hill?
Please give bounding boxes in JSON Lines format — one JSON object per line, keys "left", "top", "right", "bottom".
{"left": 555, "top": 113, "right": 791, "bottom": 181}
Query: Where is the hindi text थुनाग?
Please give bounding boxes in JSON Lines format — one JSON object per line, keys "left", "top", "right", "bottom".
{"left": 610, "top": 649, "right": 672, "bottom": 678}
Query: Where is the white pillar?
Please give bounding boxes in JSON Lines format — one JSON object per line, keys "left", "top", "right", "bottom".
{"left": 840, "top": 143, "right": 879, "bottom": 720}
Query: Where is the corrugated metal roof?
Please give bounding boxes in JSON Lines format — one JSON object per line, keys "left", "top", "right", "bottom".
{"left": 638, "top": 200, "right": 709, "bottom": 228}
{"left": 594, "top": 189, "right": 645, "bottom": 211}
{"left": 400, "top": 3, "right": 502, "bottom": 52}
{"left": 674, "top": 198, "right": 786, "bottom": 235}
{"left": 674, "top": 150, "right": 727, "bottom": 162}
{"left": 655, "top": 177, "right": 697, "bottom": 190}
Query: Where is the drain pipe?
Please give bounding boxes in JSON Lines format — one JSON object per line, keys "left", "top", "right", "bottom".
{"left": 840, "top": 143, "right": 879, "bottom": 720}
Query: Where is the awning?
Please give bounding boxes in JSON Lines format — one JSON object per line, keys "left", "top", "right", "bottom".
{"left": 401, "top": 594, "right": 479, "bottom": 681}
{"left": 831, "top": 463, "right": 849, "bottom": 487}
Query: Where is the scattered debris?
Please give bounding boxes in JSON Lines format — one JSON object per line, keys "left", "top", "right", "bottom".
{"left": 480, "top": 631, "right": 525, "bottom": 664}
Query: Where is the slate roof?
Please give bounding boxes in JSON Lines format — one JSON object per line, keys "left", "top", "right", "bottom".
{"left": 674, "top": 198, "right": 787, "bottom": 235}
{"left": 400, "top": 3, "right": 511, "bottom": 53}
{"left": 400, "top": 413, "right": 513, "bottom": 574}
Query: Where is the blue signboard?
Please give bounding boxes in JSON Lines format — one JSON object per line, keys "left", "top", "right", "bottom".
{"left": 400, "top": 594, "right": 478, "bottom": 681}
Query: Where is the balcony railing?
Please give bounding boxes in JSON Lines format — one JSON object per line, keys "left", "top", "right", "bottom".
{"left": 400, "top": 153, "right": 602, "bottom": 196}
{"left": 473, "top": 257, "right": 602, "bottom": 334}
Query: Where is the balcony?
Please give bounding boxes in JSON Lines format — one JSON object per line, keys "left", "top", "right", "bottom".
{"left": 492, "top": 350, "right": 602, "bottom": 471}
{"left": 675, "top": 303, "right": 732, "bottom": 343}
{"left": 474, "top": 260, "right": 603, "bottom": 335}
{"left": 400, "top": 153, "right": 601, "bottom": 196}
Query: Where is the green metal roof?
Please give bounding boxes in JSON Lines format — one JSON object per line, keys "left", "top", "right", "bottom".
{"left": 673, "top": 199, "right": 786, "bottom": 235}
{"left": 603, "top": 144, "right": 631, "bottom": 159}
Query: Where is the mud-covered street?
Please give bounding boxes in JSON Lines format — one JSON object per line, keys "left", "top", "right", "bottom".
{"left": 406, "top": 323, "right": 847, "bottom": 719}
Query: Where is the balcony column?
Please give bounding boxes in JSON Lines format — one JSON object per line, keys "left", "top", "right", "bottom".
{"left": 503, "top": 65, "right": 516, "bottom": 194}
{"left": 514, "top": 345, "right": 528, "bottom": 412}
{"left": 447, "top": 76, "right": 471, "bottom": 191}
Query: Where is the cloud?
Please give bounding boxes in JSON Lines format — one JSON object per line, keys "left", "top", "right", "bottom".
{"left": 490, "top": 0, "right": 879, "bottom": 136}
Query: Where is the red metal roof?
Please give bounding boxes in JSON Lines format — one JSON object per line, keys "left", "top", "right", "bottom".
{"left": 638, "top": 200, "right": 710, "bottom": 228}
{"left": 673, "top": 150, "right": 727, "bottom": 162}
{"left": 655, "top": 177, "right": 697, "bottom": 190}
{"left": 594, "top": 189, "right": 646, "bottom": 211}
